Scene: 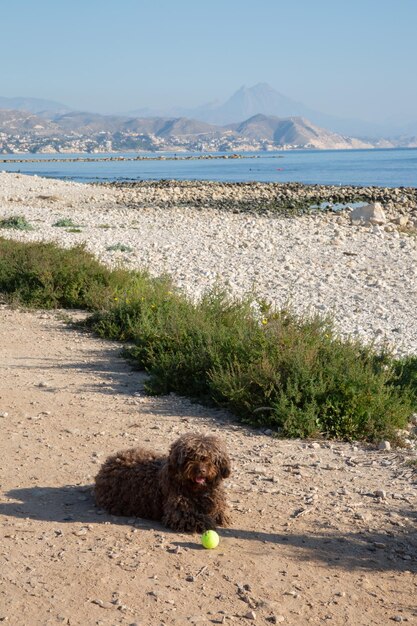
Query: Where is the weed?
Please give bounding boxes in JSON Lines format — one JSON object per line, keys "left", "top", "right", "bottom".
{"left": 53, "top": 218, "right": 79, "bottom": 228}
{"left": 106, "top": 243, "right": 133, "bottom": 253}
{"left": 0, "top": 215, "right": 34, "bottom": 230}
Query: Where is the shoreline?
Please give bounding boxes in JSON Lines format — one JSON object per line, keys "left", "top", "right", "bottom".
{"left": 0, "top": 153, "right": 268, "bottom": 164}
{"left": 1, "top": 172, "right": 417, "bottom": 357}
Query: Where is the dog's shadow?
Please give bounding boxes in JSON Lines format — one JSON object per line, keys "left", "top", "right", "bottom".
{"left": 0, "top": 484, "right": 147, "bottom": 527}
{"left": 2, "top": 485, "right": 416, "bottom": 574}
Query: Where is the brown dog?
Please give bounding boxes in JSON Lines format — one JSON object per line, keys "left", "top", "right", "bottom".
{"left": 94, "top": 433, "right": 231, "bottom": 533}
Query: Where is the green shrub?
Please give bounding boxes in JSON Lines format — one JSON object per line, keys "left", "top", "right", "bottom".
{"left": 0, "top": 237, "right": 415, "bottom": 442}
{"left": 208, "top": 315, "right": 412, "bottom": 440}
{"left": 391, "top": 355, "right": 417, "bottom": 403}
{"left": 0, "top": 237, "right": 132, "bottom": 309}
{"left": 0, "top": 215, "right": 34, "bottom": 230}
{"left": 106, "top": 243, "right": 133, "bottom": 253}
{"left": 89, "top": 287, "right": 415, "bottom": 441}
{"left": 53, "top": 218, "right": 79, "bottom": 228}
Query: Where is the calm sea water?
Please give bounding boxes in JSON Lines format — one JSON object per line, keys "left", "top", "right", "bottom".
{"left": 1, "top": 148, "right": 416, "bottom": 188}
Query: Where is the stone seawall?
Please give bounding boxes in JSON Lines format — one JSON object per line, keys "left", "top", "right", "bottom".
{"left": 103, "top": 180, "right": 417, "bottom": 223}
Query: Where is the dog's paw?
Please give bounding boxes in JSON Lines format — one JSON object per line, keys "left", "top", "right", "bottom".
{"left": 165, "top": 512, "right": 214, "bottom": 533}
{"left": 215, "top": 511, "right": 231, "bottom": 527}
{"left": 193, "top": 516, "right": 216, "bottom": 533}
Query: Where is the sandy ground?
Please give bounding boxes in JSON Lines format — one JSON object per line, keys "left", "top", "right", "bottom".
{"left": 0, "top": 306, "right": 416, "bottom": 626}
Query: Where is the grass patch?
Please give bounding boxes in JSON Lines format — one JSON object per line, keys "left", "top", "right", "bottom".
{"left": 106, "top": 243, "right": 133, "bottom": 253}
{"left": 0, "top": 215, "right": 34, "bottom": 230}
{"left": 1, "top": 236, "right": 416, "bottom": 443}
{"left": 53, "top": 218, "right": 80, "bottom": 228}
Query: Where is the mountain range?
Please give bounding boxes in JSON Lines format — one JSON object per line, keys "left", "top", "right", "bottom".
{"left": 126, "top": 83, "right": 417, "bottom": 138}
{"left": 0, "top": 96, "right": 73, "bottom": 118}
{"left": 0, "top": 84, "right": 416, "bottom": 153}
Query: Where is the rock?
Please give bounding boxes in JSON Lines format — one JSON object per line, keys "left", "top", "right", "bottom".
{"left": 91, "top": 599, "right": 114, "bottom": 609}
{"left": 350, "top": 202, "right": 387, "bottom": 225}
{"left": 378, "top": 441, "right": 391, "bottom": 451}
{"left": 395, "top": 215, "right": 409, "bottom": 227}
{"left": 244, "top": 610, "right": 257, "bottom": 620}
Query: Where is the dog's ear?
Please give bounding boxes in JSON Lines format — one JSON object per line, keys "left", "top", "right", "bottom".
{"left": 218, "top": 451, "right": 231, "bottom": 479}
{"left": 168, "top": 439, "right": 186, "bottom": 469}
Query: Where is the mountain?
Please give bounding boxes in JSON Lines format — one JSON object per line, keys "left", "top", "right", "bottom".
{"left": 228, "top": 114, "right": 372, "bottom": 149}
{"left": 186, "top": 84, "right": 396, "bottom": 137}
{"left": 190, "top": 83, "right": 308, "bottom": 125}
{"left": 127, "top": 83, "right": 307, "bottom": 125}
{"left": 51, "top": 112, "right": 221, "bottom": 137}
{"left": 154, "top": 117, "right": 221, "bottom": 138}
{"left": 0, "top": 107, "right": 377, "bottom": 153}
{"left": 3, "top": 85, "right": 417, "bottom": 139}
{"left": 127, "top": 83, "right": 409, "bottom": 138}
{"left": 0, "top": 109, "right": 60, "bottom": 134}
{"left": 0, "top": 96, "right": 73, "bottom": 118}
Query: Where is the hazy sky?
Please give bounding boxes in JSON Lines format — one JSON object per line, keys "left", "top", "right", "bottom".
{"left": 2, "top": 0, "right": 416, "bottom": 123}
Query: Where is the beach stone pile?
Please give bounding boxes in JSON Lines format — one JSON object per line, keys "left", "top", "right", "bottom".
{"left": 105, "top": 180, "right": 417, "bottom": 224}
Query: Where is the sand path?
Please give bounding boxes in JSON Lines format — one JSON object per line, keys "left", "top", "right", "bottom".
{"left": 0, "top": 306, "right": 416, "bottom": 625}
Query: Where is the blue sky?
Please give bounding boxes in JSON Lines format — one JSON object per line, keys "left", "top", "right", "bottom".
{"left": 1, "top": 0, "right": 416, "bottom": 123}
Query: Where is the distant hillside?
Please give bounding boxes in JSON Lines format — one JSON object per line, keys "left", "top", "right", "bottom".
{"left": 127, "top": 83, "right": 307, "bottom": 125}
{"left": 3, "top": 85, "right": 417, "bottom": 139}
{"left": 185, "top": 84, "right": 412, "bottom": 137}
{"left": 0, "top": 96, "right": 73, "bottom": 118}
{"left": 0, "top": 107, "right": 410, "bottom": 153}
{"left": 0, "top": 109, "right": 60, "bottom": 134}
{"left": 154, "top": 117, "right": 221, "bottom": 138}
{"left": 127, "top": 83, "right": 417, "bottom": 138}
{"left": 228, "top": 114, "right": 373, "bottom": 149}
{"left": 192, "top": 83, "right": 308, "bottom": 125}
{"left": 51, "top": 112, "right": 221, "bottom": 137}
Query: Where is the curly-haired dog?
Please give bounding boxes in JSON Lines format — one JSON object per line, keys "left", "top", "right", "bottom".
{"left": 94, "top": 433, "right": 231, "bottom": 533}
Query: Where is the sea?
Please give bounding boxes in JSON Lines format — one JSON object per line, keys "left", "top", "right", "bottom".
{"left": 1, "top": 148, "right": 416, "bottom": 188}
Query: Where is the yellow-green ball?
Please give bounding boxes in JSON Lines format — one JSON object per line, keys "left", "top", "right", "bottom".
{"left": 201, "top": 530, "right": 219, "bottom": 549}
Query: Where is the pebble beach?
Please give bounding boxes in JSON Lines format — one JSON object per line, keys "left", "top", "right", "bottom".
{"left": 1, "top": 171, "right": 417, "bottom": 357}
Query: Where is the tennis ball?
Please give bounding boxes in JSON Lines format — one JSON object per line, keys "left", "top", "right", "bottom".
{"left": 201, "top": 530, "right": 219, "bottom": 549}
